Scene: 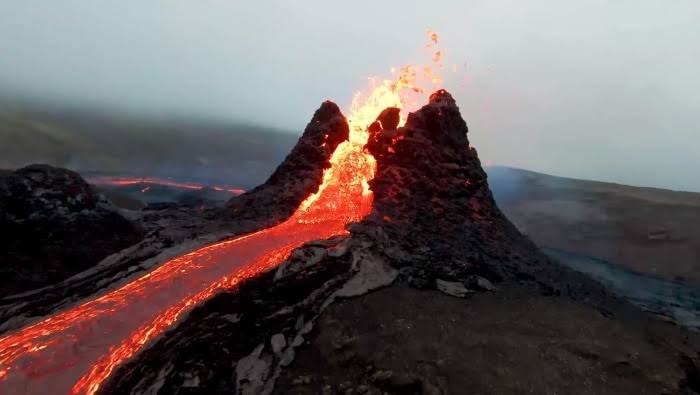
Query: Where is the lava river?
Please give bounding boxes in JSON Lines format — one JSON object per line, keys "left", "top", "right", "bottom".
{"left": 0, "top": 94, "right": 400, "bottom": 395}
{"left": 0, "top": 35, "right": 444, "bottom": 394}
{"left": 85, "top": 176, "right": 246, "bottom": 195}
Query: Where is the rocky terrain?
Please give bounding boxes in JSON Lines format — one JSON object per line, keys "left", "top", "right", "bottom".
{"left": 92, "top": 91, "right": 699, "bottom": 394}
{"left": 277, "top": 283, "right": 696, "bottom": 394}
{"left": 489, "top": 166, "right": 700, "bottom": 284}
{"left": 226, "top": 101, "right": 349, "bottom": 229}
{"left": 0, "top": 165, "right": 143, "bottom": 296}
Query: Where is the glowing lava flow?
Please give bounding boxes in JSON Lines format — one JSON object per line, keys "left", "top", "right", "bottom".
{"left": 86, "top": 176, "right": 246, "bottom": 195}
{"left": 0, "top": 137, "right": 372, "bottom": 395}
{"left": 0, "top": 31, "right": 444, "bottom": 395}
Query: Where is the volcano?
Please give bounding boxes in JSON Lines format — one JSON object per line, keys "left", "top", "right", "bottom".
{"left": 0, "top": 90, "right": 698, "bottom": 394}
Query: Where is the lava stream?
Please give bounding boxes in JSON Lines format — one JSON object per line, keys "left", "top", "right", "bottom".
{"left": 0, "top": 133, "right": 373, "bottom": 395}
{"left": 0, "top": 102, "right": 379, "bottom": 395}
{"left": 86, "top": 176, "right": 246, "bottom": 195}
{"left": 0, "top": 30, "right": 444, "bottom": 395}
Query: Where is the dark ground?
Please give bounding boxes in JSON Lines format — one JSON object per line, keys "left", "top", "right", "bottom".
{"left": 490, "top": 166, "right": 700, "bottom": 284}
{"left": 277, "top": 282, "right": 700, "bottom": 395}
{"left": 0, "top": 165, "right": 143, "bottom": 296}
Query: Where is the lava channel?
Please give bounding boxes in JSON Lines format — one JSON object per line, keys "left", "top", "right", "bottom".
{"left": 86, "top": 176, "right": 246, "bottom": 195}
{"left": 0, "top": 100, "right": 385, "bottom": 395}
{"left": 0, "top": 34, "right": 444, "bottom": 394}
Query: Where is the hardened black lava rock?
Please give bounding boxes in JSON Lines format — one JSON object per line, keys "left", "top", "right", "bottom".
{"left": 354, "top": 90, "right": 621, "bottom": 306}
{"left": 226, "top": 101, "right": 349, "bottom": 227}
{"left": 0, "top": 164, "right": 143, "bottom": 296}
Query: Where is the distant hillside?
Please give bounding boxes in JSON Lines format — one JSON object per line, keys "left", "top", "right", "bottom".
{"left": 488, "top": 166, "right": 700, "bottom": 284}
{"left": 0, "top": 101, "right": 298, "bottom": 189}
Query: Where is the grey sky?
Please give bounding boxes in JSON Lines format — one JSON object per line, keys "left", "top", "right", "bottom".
{"left": 1, "top": 1, "right": 698, "bottom": 191}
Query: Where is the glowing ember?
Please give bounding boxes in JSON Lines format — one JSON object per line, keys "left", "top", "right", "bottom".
{"left": 87, "top": 176, "right": 246, "bottom": 195}
{"left": 0, "top": 30, "right": 445, "bottom": 394}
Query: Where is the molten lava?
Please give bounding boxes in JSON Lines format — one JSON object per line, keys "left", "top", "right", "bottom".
{"left": 0, "top": 31, "right": 445, "bottom": 394}
{"left": 87, "top": 176, "right": 246, "bottom": 195}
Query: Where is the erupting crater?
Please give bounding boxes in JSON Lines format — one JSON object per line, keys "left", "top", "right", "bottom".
{"left": 0, "top": 61, "right": 446, "bottom": 395}
{"left": 0, "top": 30, "right": 450, "bottom": 395}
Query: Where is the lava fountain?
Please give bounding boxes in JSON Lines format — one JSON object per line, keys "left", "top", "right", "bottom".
{"left": 0, "top": 32, "right": 445, "bottom": 395}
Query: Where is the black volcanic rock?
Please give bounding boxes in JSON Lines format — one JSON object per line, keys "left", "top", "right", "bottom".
{"left": 376, "top": 107, "right": 401, "bottom": 130}
{"left": 367, "top": 107, "right": 401, "bottom": 151}
{"left": 354, "top": 90, "right": 619, "bottom": 304}
{"left": 357, "top": 90, "right": 506, "bottom": 280}
{"left": 368, "top": 107, "right": 400, "bottom": 136}
{"left": 226, "top": 101, "right": 349, "bottom": 227}
{"left": 0, "top": 164, "right": 143, "bottom": 296}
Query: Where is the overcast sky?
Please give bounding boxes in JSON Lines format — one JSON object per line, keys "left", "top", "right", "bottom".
{"left": 1, "top": 1, "right": 698, "bottom": 191}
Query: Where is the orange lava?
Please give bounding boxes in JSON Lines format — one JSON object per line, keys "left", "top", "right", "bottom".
{"left": 87, "top": 176, "right": 246, "bottom": 195}
{"left": 0, "top": 31, "right": 445, "bottom": 395}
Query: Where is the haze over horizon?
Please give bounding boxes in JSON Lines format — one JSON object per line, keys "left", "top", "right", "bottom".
{"left": 1, "top": 1, "right": 699, "bottom": 192}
